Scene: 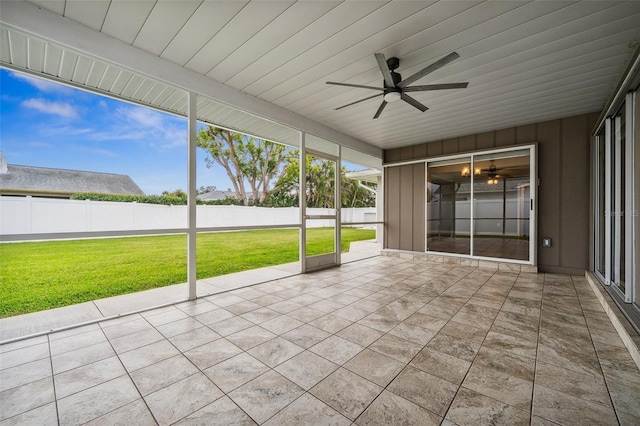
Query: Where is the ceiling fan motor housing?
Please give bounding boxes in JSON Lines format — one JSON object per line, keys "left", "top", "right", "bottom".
{"left": 386, "top": 57, "right": 400, "bottom": 70}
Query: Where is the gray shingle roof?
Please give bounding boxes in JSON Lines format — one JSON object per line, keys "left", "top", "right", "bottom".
{"left": 0, "top": 164, "right": 145, "bottom": 196}
{"left": 197, "top": 190, "right": 237, "bottom": 201}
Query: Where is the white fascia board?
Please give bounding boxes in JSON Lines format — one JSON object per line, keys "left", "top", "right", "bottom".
{"left": 1, "top": 0, "right": 381, "bottom": 159}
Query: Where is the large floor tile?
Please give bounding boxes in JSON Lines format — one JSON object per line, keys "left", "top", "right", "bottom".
{"left": 0, "top": 358, "right": 51, "bottom": 393}
{"left": 54, "top": 356, "right": 125, "bottom": 399}
{"left": 228, "top": 370, "right": 304, "bottom": 424}
{"left": 309, "top": 335, "right": 363, "bottom": 365}
{"left": 131, "top": 354, "right": 199, "bottom": 396}
{"left": 57, "top": 375, "right": 139, "bottom": 424}
{"left": 462, "top": 364, "right": 533, "bottom": 411}
{"left": 387, "top": 366, "right": 458, "bottom": 417}
{"left": 226, "top": 326, "right": 277, "bottom": 351}
{"left": 0, "top": 402, "right": 57, "bottom": 426}
{"left": 446, "top": 387, "right": 529, "bottom": 426}
{"left": 184, "top": 338, "right": 243, "bottom": 370}
{"left": 145, "top": 373, "right": 223, "bottom": 425}
{"left": 175, "top": 396, "right": 256, "bottom": 425}
{"left": 281, "top": 324, "right": 331, "bottom": 348}
{"left": 310, "top": 367, "right": 382, "bottom": 421}
{"left": 0, "top": 377, "right": 55, "bottom": 421}
{"left": 264, "top": 393, "right": 350, "bottom": 426}
{"left": 51, "top": 341, "right": 115, "bottom": 374}
{"left": 343, "top": 348, "right": 405, "bottom": 387}
{"left": 356, "top": 390, "right": 441, "bottom": 426}
{"left": 534, "top": 360, "right": 611, "bottom": 407}
{"left": 369, "top": 334, "right": 422, "bottom": 363}
{"left": 119, "top": 339, "right": 180, "bottom": 372}
{"left": 410, "top": 347, "right": 471, "bottom": 385}
{"left": 84, "top": 399, "right": 156, "bottom": 426}
{"left": 275, "top": 350, "right": 338, "bottom": 390}
{"left": 169, "top": 326, "right": 221, "bottom": 352}
{"left": 532, "top": 384, "right": 618, "bottom": 426}
{"left": 204, "top": 353, "right": 269, "bottom": 393}
{"left": 247, "top": 337, "right": 304, "bottom": 368}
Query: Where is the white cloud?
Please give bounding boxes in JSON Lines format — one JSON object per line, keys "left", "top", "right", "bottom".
{"left": 12, "top": 73, "right": 74, "bottom": 95}
{"left": 21, "top": 98, "right": 78, "bottom": 118}
{"left": 120, "top": 106, "right": 164, "bottom": 128}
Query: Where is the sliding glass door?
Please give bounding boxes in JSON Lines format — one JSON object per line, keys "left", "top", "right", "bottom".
{"left": 426, "top": 145, "right": 535, "bottom": 264}
{"left": 473, "top": 150, "right": 531, "bottom": 261}
{"left": 427, "top": 157, "right": 471, "bottom": 255}
{"left": 595, "top": 96, "right": 635, "bottom": 304}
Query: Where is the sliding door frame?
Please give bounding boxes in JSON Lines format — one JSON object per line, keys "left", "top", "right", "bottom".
{"left": 419, "top": 144, "right": 537, "bottom": 265}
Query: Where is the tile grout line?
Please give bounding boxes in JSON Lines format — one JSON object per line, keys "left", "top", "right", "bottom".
{"left": 47, "top": 334, "right": 61, "bottom": 426}
{"left": 439, "top": 268, "right": 528, "bottom": 423}
{"left": 529, "top": 272, "right": 546, "bottom": 425}
{"left": 570, "top": 275, "right": 623, "bottom": 426}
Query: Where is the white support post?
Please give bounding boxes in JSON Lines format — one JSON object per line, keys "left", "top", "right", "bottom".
{"left": 336, "top": 145, "right": 342, "bottom": 265}
{"left": 299, "top": 132, "right": 306, "bottom": 273}
{"left": 605, "top": 118, "right": 612, "bottom": 285}
{"left": 187, "top": 91, "right": 197, "bottom": 300}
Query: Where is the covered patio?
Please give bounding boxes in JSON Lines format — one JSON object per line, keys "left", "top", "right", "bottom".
{"left": 2, "top": 255, "right": 639, "bottom": 425}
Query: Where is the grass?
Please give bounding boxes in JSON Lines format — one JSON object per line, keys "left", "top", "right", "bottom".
{"left": 0, "top": 228, "right": 375, "bottom": 317}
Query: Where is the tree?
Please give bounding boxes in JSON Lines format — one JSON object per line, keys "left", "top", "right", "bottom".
{"left": 266, "top": 156, "right": 376, "bottom": 208}
{"left": 196, "top": 126, "right": 292, "bottom": 205}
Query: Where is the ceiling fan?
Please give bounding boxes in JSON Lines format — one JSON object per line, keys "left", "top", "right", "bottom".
{"left": 326, "top": 52, "right": 468, "bottom": 119}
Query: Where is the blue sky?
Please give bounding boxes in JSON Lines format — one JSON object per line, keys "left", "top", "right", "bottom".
{"left": 0, "top": 68, "right": 366, "bottom": 195}
{"left": 0, "top": 68, "right": 231, "bottom": 195}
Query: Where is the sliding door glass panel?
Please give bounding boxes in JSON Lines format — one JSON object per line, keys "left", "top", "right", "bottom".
{"left": 473, "top": 150, "right": 530, "bottom": 261}
{"left": 596, "top": 128, "right": 606, "bottom": 276}
{"left": 427, "top": 157, "right": 471, "bottom": 255}
{"left": 614, "top": 106, "right": 626, "bottom": 292}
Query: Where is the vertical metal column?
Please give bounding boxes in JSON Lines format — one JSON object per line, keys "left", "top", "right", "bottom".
{"left": 336, "top": 145, "right": 342, "bottom": 265}
{"left": 187, "top": 92, "right": 197, "bottom": 300}
{"left": 299, "top": 132, "right": 306, "bottom": 273}
{"left": 604, "top": 118, "right": 612, "bottom": 285}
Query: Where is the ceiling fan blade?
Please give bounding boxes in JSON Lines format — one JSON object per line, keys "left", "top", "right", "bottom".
{"left": 403, "top": 82, "right": 469, "bottom": 92}
{"left": 326, "top": 81, "right": 384, "bottom": 91}
{"left": 334, "top": 93, "right": 383, "bottom": 110}
{"left": 398, "top": 52, "right": 461, "bottom": 88}
{"left": 373, "top": 101, "right": 387, "bottom": 119}
{"left": 401, "top": 94, "right": 428, "bottom": 112}
{"left": 374, "top": 53, "right": 395, "bottom": 88}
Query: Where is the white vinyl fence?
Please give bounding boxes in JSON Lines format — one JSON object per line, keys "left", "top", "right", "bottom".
{"left": 0, "top": 196, "right": 376, "bottom": 235}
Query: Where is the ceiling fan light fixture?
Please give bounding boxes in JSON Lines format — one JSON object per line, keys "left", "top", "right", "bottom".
{"left": 383, "top": 91, "right": 401, "bottom": 103}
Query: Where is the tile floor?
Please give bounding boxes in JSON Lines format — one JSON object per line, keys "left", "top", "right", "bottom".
{"left": 1, "top": 256, "right": 639, "bottom": 425}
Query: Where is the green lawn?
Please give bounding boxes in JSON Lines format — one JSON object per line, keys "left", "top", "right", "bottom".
{"left": 0, "top": 228, "right": 374, "bottom": 317}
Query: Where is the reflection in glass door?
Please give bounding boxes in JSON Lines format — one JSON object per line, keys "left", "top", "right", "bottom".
{"left": 425, "top": 146, "right": 535, "bottom": 263}
{"left": 426, "top": 157, "right": 471, "bottom": 255}
{"left": 303, "top": 150, "right": 339, "bottom": 271}
{"left": 473, "top": 150, "right": 531, "bottom": 261}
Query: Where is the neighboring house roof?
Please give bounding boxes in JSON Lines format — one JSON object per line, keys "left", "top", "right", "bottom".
{"left": 345, "top": 169, "right": 381, "bottom": 184}
{"left": 197, "top": 190, "right": 237, "bottom": 201}
{"left": 0, "top": 164, "right": 145, "bottom": 197}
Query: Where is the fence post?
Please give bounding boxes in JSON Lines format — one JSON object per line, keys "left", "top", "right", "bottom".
{"left": 25, "top": 196, "right": 32, "bottom": 233}
{"left": 85, "top": 199, "right": 91, "bottom": 231}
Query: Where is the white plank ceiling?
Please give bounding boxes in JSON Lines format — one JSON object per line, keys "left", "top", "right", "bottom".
{"left": 6, "top": 0, "right": 640, "bottom": 151}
